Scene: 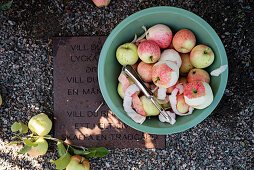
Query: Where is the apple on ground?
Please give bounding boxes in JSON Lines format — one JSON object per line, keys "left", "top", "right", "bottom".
{"left": 176, "top": 94, "right": 190, "bottom": 114}
{"left": 137, "top": 61, "right": 154, "bottom": 82}
{"left": 116, "top": 43, "right": 138, "bottom": 66}
{"left": 27, "top": 138, "right": 48, "bottom": 156}
{"left": 66, "top": 155, "right": 90, "bottom": 170}
{"left": 146, "top": 24, "right": 173, "bottom": 49}
{"left": 159, "top": 49, "right": 182, "bottom": 68}
{"left": 179, "top": 53, "right": 194, "bottom": 76}
{"left": 28, "top": 113, "right": 52, "bottom": 136}
{"left": 92, "top": 0, "right": 110, "bottom": 7}
{"left": 190, "top": 44, "right": 214, "bottom": 68}
{"left": 187, "top": 68, "right": 210, "bottom": 83}
{"left": 138, "top": 40, "right": 161, "bottom": 63}
{"left": 184, "top": 81, "right": 213, "bottom": 109}
{"left": 172, "top": 29, "right": 196, "bottom": 53}
{"left": 140, "top": 96, "right": 160, "bottom": 116}
{"left": 152, "top": 60, "right": 179, "bottom": 88}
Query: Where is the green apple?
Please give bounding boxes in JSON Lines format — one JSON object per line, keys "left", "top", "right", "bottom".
{"left": 190, "top": 45, "right": 214, "bottom": 68}
{"left": 27, "top": 138, "right": 48, "bottom": 156}
{"left": 28, "top": 113, "right": 52, "bottom": 136}
{"left": 66, "top": 155, "right": 90, "bottom": 170}
{"left": 116, "top": 43, "right": 138, "bottom": 66}
{"left": 140, "top": 96, "right": 160, "bottom": 116}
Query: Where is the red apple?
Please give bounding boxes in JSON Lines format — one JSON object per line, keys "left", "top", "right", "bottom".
{"left": 137, "top": 61, "right": 153, "bottom": 82}
{"left": 138, "top": 40, "right": 161, "bottom": 63}
{"left": 184, "top": 81, "right": 213, "bottom": 108}
{"left": 190, "top": 45, "right": 214, "bottom": 68}
{"left": 179, "top": 53, "right": 194, "bottom": 76}
{"left": 187, "top": 68, "right": 210, "bottom": 84}
{"left": 172, "top": 29, "right": 196, "bottom": 53}
{"left": 92, "top": 0, "right": 110, "bottom": 7}
{"left": 159, "top": 49, "right": 182, "bottom": 68}
{"left": 146, "top": 24, "right": 173, "bottom": 49}
{"left": 152, "top": 61, "right": 179, "bottom": 88}
{"left": 66, "top": 155, "right": 90, "bottom": 170}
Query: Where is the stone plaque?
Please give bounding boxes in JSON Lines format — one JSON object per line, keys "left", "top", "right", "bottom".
{"left": 53, "top": 37, "right": 165, "bottom": 148}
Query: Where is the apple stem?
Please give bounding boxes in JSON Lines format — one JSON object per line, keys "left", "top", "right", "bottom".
{"left": 21, "top": 135, "right": 89, "bottom": 150}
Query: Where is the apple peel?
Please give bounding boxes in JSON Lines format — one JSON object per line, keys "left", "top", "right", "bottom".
{"left": 132, "top": 93, "right": 146, "bottom": 116}
{"left": 175, "top": 83, "right": 184, "bottom": 95}
{"left": 123, "top": 96, "right": 146, "bottom": 124}
{"left": 118, "top": 72, "right": 129, "bottom": 93}
{"left": 158, "top": 110, "right": 176, "bottom": 125}
{"left": 210, "top": 65, "right": 228, "bottom": 76}
{"left": 125, "top": 84, "right": 140, "bottom": 97}
{"left": 169, "top": 88, "right": 194, "bottom": 116}
{"left": 157, "top": 87, "right": 167, "bottom": 100}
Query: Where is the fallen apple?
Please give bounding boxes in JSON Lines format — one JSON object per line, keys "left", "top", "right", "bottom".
{"left": 28, "top": 113, "right": 52, "bottom": 136}
{"left": 27, "top": 138, "right": 48, "bottom": 157}
{"left": 66, "top": 155, "right": 90, "bottom": 170}
{"left": 92, "top": 0, "right": 110, "bottom": 7}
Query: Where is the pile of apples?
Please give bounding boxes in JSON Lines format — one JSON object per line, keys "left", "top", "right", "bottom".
{"left": 116, "top": 24, "right": 214, "bottom": 124}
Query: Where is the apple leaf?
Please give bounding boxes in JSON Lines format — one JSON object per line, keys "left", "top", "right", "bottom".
{"left": 57, "top": 141, "right": 69, "bottom": 157}
{"left": 23, "top": 139, "right": 38, "bottom": 147}
{"left": 86, "top": 147, "right": 109, "bottom": 158}
{"left": 11, "top": 122, "right": 21, "bottom": 132}
{"left": 69, "top": 146, "right": 90, "bottom": 156}
{"left": 9, "top": 141, "right": 23, "bottom": 146}
{"left": 19, "top": 123, "right": 28, "bottom": 134}
{"left": 50, "top": 151, "right": 71, "bottom": 170}
{"left": 17, "top": 145, "right": 32, "bottom": 154}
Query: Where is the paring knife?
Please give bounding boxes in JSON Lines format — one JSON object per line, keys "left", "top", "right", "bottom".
{"left": 123, "top": 65, "right": 171, "bottom": 122}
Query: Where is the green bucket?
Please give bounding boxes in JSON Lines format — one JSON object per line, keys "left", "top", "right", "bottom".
{"left": 98, "top": 6, "right": 228, "bottom": 134}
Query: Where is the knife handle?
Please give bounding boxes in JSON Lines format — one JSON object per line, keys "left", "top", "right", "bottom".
{"left": 123, "top": 65, "right": 153, "bottom": 98}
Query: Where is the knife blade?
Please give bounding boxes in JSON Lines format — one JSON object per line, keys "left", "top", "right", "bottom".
{"left": 123, "top": 65, "right": 171, "bottom": 122}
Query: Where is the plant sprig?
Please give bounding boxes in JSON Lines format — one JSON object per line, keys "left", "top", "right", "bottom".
{"left": 10, "top": 116, "right": 109, "bottom": 170}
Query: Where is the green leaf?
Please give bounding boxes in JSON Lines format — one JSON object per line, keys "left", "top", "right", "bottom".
{"left": 23, "top": 139, "right": 38, "bottom": 147}
{"left": 86, "top": 147, "right": 109, "bottom": 158}
{"left": 57, "top": 142, "right": 69, "bottom": 157}
{"left": 44, "top": 135, "right": 52, "bottom": 138}
{"left": 69, "top": 146, "right": 90, "bottom": 156}
{"left": 50, "top": 151, "right": 71, "bottom": 170}
{"left": 11, "top": 122, "right": 21, "bottom": 132}
{"left": 9, "top": 141, "right": 23, "bottom": 146}
{"left": 19, "top": 123, "right": 28, "bottom": 134}
{"left": 17, "top": 145, "right": 32, "bottom": 154}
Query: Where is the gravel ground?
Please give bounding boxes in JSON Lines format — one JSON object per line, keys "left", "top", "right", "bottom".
{"left": 0, "top": 0, "right": 253, "bottom": 169}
